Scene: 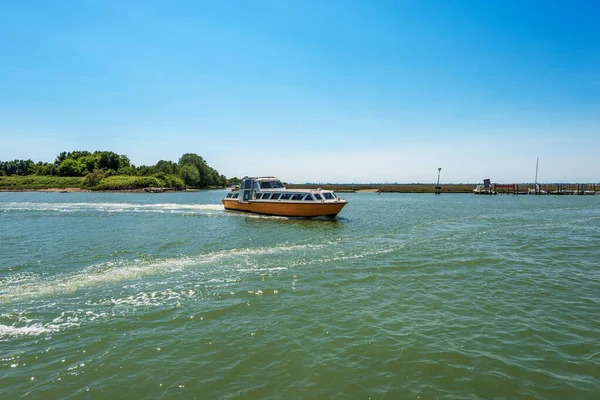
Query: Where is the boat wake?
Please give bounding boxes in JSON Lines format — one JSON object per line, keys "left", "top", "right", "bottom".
{"left": 0, "top": 242, "right": 332, "bottom": 303}
{"left": 1, "top": 202, "right": 224, "bottom": 214}
{"left": 0, "top": 237, "right": 401, "bottom": 339}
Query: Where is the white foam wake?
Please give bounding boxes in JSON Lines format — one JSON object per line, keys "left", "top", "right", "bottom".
{"left": 0, "top": 243, "right": 328, "bottom": 302}
{"left": 0, "top": 323, "right": 56, "bottom": 338}
{"left": 0, "top": 202, "right": 224, "bottom": 213}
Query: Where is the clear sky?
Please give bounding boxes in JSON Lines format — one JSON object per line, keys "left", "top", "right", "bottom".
{"left": 1, "top": 0, "right": 598, "bottom": 183}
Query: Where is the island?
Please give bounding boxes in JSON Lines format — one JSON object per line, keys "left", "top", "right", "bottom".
{"left": 0, "top": 151, "right": 229, "bottom": 192}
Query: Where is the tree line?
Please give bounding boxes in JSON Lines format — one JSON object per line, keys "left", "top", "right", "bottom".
{"left": 0, "top": 151, "right": 227, "bottom": 188}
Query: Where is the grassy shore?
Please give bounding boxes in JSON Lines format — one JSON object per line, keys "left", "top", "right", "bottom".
{"left": 286, "top": 183, "right": 476, "bottom": 193}
{"left": 0, "top": 176, "right": 477, "bottom": 193}
{"left": 0, "top": 175, "right": 189, "bottom": 192}
{"left": 4, "top": 177, "right": 595, "bottom": 194}
{"left": 0, "top": 176, "right": 86, "bottom": 190}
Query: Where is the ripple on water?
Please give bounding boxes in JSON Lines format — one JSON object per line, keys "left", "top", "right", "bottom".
{"left": 1, "top": 192, "right": 599, "bottom": 399}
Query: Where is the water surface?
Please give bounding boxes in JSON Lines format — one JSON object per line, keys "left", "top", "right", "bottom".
{"left": 1, "top": 191, "right": 599, "bottom": 399}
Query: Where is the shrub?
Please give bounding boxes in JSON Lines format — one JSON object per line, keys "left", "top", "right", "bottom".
{"left": 164, "top": 174, "right": 185, "bottom": 188}
{"left": 0, "top": 176, "right": 84, "bottom": 188}
{"left": 84, "top": 169, "right": 105, "bottom": 186}
{"left": 92, "top": 176, "right": 162, "bottom": 190}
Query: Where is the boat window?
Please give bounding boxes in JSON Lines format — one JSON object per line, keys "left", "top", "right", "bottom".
{"left": 280, "top": 193, "right": 291, "bottom": 200}
{"left": 322, "top": 192, "right": 333, "bottom": 200}
{"left": 314, "top": 193, "right": 323, "bottom": 200}
{"left": 232, "top": 193, "right": 239, "bottom": 198}
{"left": 272, "top": 180, "right": 284, "bottom": 188}
{"left": 226, "top": 193, "right": 232, "bottom": 198}
{"left": 291, "top": 194, "right": 303, "bottom": 200}
{"left": 263, "top": 193, "right": 272, "bottom": 199}
{"left": 260, "top": 181, "right": 272, "bottom": 189}
{"left": 331, "top": 192, "right": 337, "bottom": 198}
{"left": 304, "top": 194, "right": 314, "bottom": 201}
{"left": 242, "top": 179, "right": 253, "bottom": 190}
{"left": 271, "top": 193, "right": 281, "bottom": 200}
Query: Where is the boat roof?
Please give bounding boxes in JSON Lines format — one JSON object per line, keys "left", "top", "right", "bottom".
{"left": 245, "top": 176, "right": 280, "bottom": 181}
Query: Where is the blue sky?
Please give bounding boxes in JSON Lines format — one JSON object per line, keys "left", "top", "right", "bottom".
{"left": 1, "top": 0, "right": 598, "bottom": 183}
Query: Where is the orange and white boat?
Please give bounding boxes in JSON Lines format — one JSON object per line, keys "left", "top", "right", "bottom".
{"left": 222, "top": 177, "right": 347, "bottom": 218}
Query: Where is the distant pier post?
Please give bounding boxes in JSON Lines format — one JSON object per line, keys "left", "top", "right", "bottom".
{"left": 435, "top": 167, "right": 442, "bottom": 194}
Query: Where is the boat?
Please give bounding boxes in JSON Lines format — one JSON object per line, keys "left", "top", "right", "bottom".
{"left": 222, "top": 176, "right": 347, "bottom": 218}
{"left": 473, "top": 179, "right": 496, "bottom": 195}
{"left": 528, "top": 185, "right": 548, "bottom": 195}
{"left": 473, "top": 185, "right": 497, "bottom": 195}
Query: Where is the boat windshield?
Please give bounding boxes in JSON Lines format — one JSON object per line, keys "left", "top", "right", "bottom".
{"left": 260, "top": 180, "right": 284, "bottom": 189}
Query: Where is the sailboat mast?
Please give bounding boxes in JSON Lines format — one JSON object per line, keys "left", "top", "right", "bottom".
{"left": 535, "top": 156, "right": 539, "bottom": 185}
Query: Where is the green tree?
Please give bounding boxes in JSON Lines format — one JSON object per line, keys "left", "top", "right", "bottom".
{"left": 136, "top": 165, "right": 157, "bottom": 176}
{"left": 80, "top": 155, "right": 99, "bottom": 173}
{"left": 117, "top": 166, "right": 136, "bottom": 176}
{"left": 179, "top": 164, "right": 200, "bottom": 187}
{"left": 38, "top": 163, "right": 56, "bottom": 176}
{"left": 97, "top": 151, "right": 121, "bottom": 171}
{"left": 178, "top": 153, "right": 208, "bottom": 186}
{"left": 54, "top": 151, "right": 69, "bottom": 167}
{"left": 156, "top": 160, "right": 178, "bottom": 175}
{"left": 119, "top": 154, "right": 132, "bottom": 169}
{"left": 0, "top": 159, "right": 35, "bottom": 176}
{"left": 228, "top": 177, "right": 242, "bottom": 186}
{"left": 56, "top": 158, "right": 87, "bottom": 176}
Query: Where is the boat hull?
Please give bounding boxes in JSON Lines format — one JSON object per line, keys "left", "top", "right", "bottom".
{"left": 222, "top": 199, "right": 347, "bottom": 218}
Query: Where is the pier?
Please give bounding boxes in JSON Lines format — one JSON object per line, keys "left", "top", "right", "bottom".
{"left": 489, "top": 183, "right": 598, "bottom": 195}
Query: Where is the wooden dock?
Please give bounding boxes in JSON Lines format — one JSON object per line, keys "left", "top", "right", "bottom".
{"left": 492, "top": 183, "right": 598, "bottom": 195}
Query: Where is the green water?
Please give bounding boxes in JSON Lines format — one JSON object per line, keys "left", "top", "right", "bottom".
{"left": 1, "top": 191, "right": 599, "bottom": 399}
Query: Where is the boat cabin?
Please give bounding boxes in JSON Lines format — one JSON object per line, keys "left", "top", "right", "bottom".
{"left": 224, "top": 177, "right": 339, "bottom": 203}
